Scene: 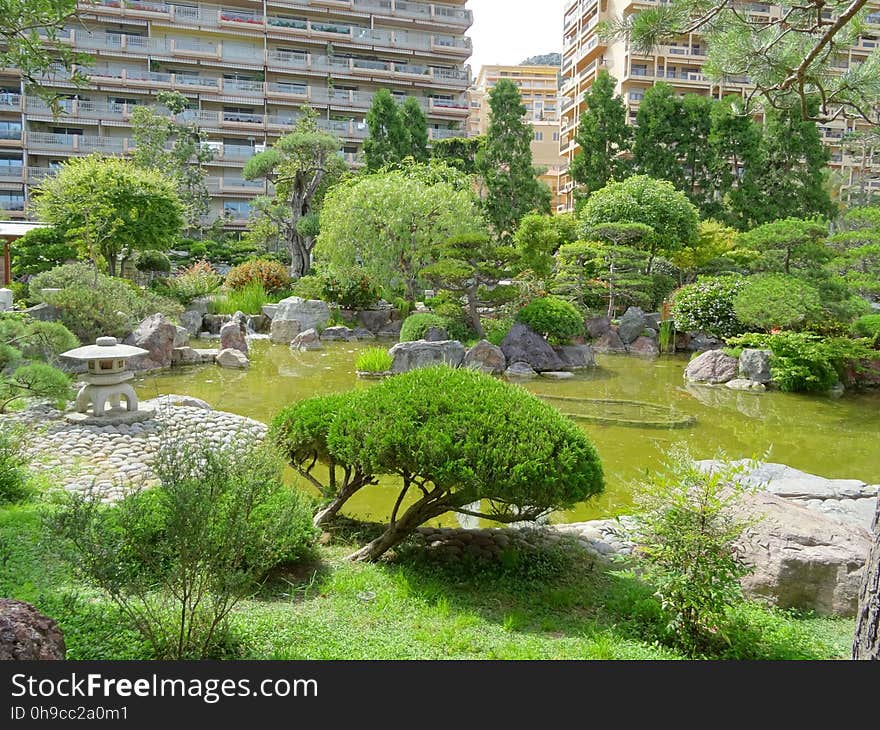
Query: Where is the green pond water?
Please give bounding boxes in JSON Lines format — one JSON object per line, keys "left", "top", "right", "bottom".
{"left": 135, "top": 339, "right": 880, "bottom": 525}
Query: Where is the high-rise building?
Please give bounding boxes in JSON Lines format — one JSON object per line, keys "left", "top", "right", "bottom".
{"left": 468, "top": 64, "right": 566, "bottom": 210}
{"left": 0, "top": 0, "right": 473, "bottom": 226}
{"left": 558, "top": 0, "right": 880, "bottom": 212}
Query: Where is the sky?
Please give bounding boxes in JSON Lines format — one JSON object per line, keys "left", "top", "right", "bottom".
{"left": 465, "top": 0, "right": 567, "bottom": 74}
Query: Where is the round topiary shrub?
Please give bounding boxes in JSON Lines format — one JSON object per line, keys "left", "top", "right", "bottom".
{"left": 516, "top": 296, "right": 583, "bottom": 343}
{"left": 399, "top": 313, "right": 450, "bottom": 342}
{"left": 225, "top": 258, "right": 291, "bottom": 293}
{"left": 134, "top": 250, "right": 171, "bottom": 273}
{"left": 733, "top": 274, "right": 823, "bottom": 332}
{"left": 671, "top": 275, "right": 746, "bottom": 338}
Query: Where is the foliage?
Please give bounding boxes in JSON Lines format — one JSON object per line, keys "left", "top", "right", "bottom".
{"left": 209, "top": 282, "right": 278, "bottom": 316}
{"left": 0, "top": 362, "right": 72, "bottom": 413}
{"left": 316, "top": 165, "right": 483, "bottom": 302}
{"left": 133, "top": 250, "right": 171, "bottom": 274}
{"left": 424, "top": 292, "right": 474, "bottom": 342}
{"left": 33, "top": 155, "right": 184, "bottom": 276}
{"left": 737, "top": 217, "right": 830, "bottom": 275}
{"left": 321, "top": 267, "right": 380, "bottom": 310}
{"left": 852, "top": 314, "right": 880, "bottom": 341}
{"left": 290, "top": 274, "right": 325, "bottom": 301}
{"left": 476, "top": 79, "right": 551, "bottom": 243}
{"left": 570, "top": 70, "right": 632, "bottom": 200}
{"left": 399, "top": 313, "right": 451, "bottom": 342}
{"left": 631, "top": 446, "right": 756, "bottom": 656}
{"left": 579, "top": 175, "right": 699, "bottom": 272}
{"left": 733, "top": 274, "right": 823, "bottom": 332}
{"left": 513, "top": 212, "right": 576, "bottom": 278}
{"left": 430, "top": 136, "right": 484, "bottom": 176}
{"left": 363, "top": 89, "right": 411, "bottom": 172}
{"left": 49, "top": 441, "right": 316, "bottom": 659}
{"left": 0, "top": 313, "right": 78, "bottom": 369}
{"left": 243, "top": 107, "right": 346, "bottom": 277}
{"left": 167, "top": 259, "right": 222, "bottom": 304}
{"left": 484, "top": 316, "right": 515, "bottom": 346}
{"left": 672, "top": 220, "right": 739, "bottom": 280}
{"left": 355, "top": 347, "right": 393, "bottom": 374}
{"left": 516, "top": 296, "right": 584, "bottom": 344}
{"left": 728, "top": 331, "right": 874, "bottom": 392}
{"left": 0, "top": 423, "right": 34, "bottom": 503}
{"left": 225, "top": 258, "right": 291, "bottom": 294}
{"left": 827, "top": 207, "right": 880, "bottom": 300}
{"left": 671, "top": 275, "right": 747, "bottom": 338}
{"left": 401, "top": 96, "right": 429, "bottom": 163}
{"left": 10, "top": 226, "right": 77, "bottom": 277}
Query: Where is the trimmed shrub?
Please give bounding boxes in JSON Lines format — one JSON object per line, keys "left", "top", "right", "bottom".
{"left": 671, "top": 275, "right": 746, "bottom": 338}
{"left": 733, "top": 274, "right": 823, "bottom": 332}
{"left": 321, "top": 267, "right": 380, "bottom": 310}
{"left": 0, "top": 315, "right": 78, "bottom": 368}
{"left": 516, "top": 296, "right": 583, "bottom": 344}
{"left": 225, "top": 258, "right": 291, "bottom": 294}
{"left": 134, "top": 250, "right": 171, "bottom": 273}
{"left": 355, "top": 347, "right": 393, "bottom": 374}
{"left": 853, "top": 314, "right": 880, "bottom": 340}
{"left": 0, "top": 423, "right": 34, "bottom": 503}
{"left": 10, "top": 226, "right": 76, "bottom": 277}
{"left": 400, "top": 313, "right": 450, "bottom": 342}
{"left": 290, "top": 274, "right": 325, "bottom": 301}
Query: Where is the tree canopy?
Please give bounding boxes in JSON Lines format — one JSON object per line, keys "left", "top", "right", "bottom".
{"left": 363, "top": 89, "right": 410, "bottom": 172}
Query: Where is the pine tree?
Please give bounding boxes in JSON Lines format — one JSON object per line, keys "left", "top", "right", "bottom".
{"left": 476, "top": 79, "right": 551, "bottom": 244}
{"left": 364, "top": 89, "right": 409, "bottom": 172}
{"left": 709, "top": 98, "right": 762, "bottom": 230}
{"left": 401, "top": 96, "right": 429, "bottom": 163}
{"left": 569, "top": 70, "right": 631, "bottom": 199}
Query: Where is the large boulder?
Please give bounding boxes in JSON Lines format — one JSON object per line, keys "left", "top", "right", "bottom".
{"left": 586, "top": 316, "right": 611, "bottom": 339}
{"left": 376, "top": 320, "right": 403, "bottom": 339}
{"left": 618, "top": 307, "right": 647, "bottom": 345}
{"left": 220, "top": 314, "right": 248, "bottom": 354}
{"left": 173, "top": 325, "right": 189, "bottom": 348}
{"left": 684, "top": 349, "right": 738, "bottom": 384}
{"left": 0, "top": 288, "right": 13, "bottom": 312}
{"left": 592, "top": 328, "right": 627, "bottom": 354}
{"left": 739, "top": 349, "right": 773, "bottom": 384}
{"left": 389, "top": 340, "right": 465, "bottom": 374}
{"left": 553, "top": 344, "right": 596, "bottom": 369}
{"left": 269, "top": 318, "right": 301, "bottom": 344}
{"left": 246, "top": 313, "right": 270, "bottom": 334}
{"left": 463, "top": 339, "right": 506, "bottom": 374}
{"left": 290, "top": 328, "right": 323, "bottom": 351}
{"left": 0, "top": 599, "right": 66, "bottom": 660}
{"left": 215, "top": 348, "right": 249, "bottom": 369}
{"left": 179, "top": 309, "right": 203, "bottom": 336}
{"left": 202, "top": 313, "right": 231, "bottom": 335}
{"left": 357, "top": 309, "right": 393, "bottom": 334}
{"left": 424, "top": 325, "right": 449, "bottom": 342}
{"left": 273, "top": 296, "right": 331, "bottom": 333}
{"left": 505, "top": 361, "right": 538, "bottom": 378}
{"left": 320, "top": 325, "right": 356, "bottom": 341}
{"left": 171, "top": 346, "right": 202, "bottom": 365}
{"left": 500, "top": 323, "right": 564, "bottom": 372}
{"left": 125, "top": 313, "right": 177, "bottom": 370}
{"left": 629, "top": 336, "right": 659, "bottom": 357}
{"left": 730, "top": 491, "right": 871, "bottom": 617}
{"left": 841, "top": 359, "right": 880, "bottom": 388}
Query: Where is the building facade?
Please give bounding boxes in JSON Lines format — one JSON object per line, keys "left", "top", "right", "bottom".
{"left": 0, "top": 0, "right": 473, "bottom": 227}
{"left": 557, "top": 0, "right": 880, "bottom": 212}
{"left": 468, "top": 64, "right": 566, "bottom": 210}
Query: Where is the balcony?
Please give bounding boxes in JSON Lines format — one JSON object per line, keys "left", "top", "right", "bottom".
{"left": 0, "top": 94, "right": 22, "bottom": 112}
{"left": 0, "top": 194, "right": 25, "bottom": 211}
{"left": 429, "top": 128, "right": 459, "bottom": 140}
{"left": 205, "top": 177, "right": 266, "bottom": 194}
{"left": 0, "top": 164, "right": 24, "bottom": 183}
{"left": 27, "top": 132, "right": 128, "bottom": 153}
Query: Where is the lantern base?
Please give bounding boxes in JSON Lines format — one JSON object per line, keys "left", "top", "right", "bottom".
{"left": 65, "top": 403, "right": 156, "bottom": 426}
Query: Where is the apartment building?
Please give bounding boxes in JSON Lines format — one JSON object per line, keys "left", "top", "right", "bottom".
{"left": 557, "top": 0, "right": 880, "bottom": 212}
{"left": 468, "top": 64, "right": 566, "bottom": 210}
{"left": 0, "top": 0, "right": 473, "bottom": 227}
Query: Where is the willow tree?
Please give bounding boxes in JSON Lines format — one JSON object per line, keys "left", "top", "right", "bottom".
{"left": 243, "top": 107, "right": 346, "bottom": 277}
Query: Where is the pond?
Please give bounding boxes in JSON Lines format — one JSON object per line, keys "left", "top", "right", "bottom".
{"left": 135, "top": 339, "right": 880, "bottom": 525}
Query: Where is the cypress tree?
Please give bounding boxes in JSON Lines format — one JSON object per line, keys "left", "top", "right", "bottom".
{"left": 401, "top": 96, "right": 429, "bottom": 163}
{"left": 364, "top": 89, "right": 409, "bottom": 171}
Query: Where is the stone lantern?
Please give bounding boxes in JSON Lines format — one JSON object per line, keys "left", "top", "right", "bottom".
{"left": 60, "top": 336, "right": 153, "bottom": 424}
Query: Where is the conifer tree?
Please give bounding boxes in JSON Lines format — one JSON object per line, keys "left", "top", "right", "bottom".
{"left": 364, "top": 89, "right": 409, "bottom": 171}
{"left": 401, "top": 96, "right": 429, "bottom": 163}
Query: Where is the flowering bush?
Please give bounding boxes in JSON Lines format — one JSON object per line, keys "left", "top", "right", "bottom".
{"left": 225, "top": 258, "right": 291, "bottom": 294}
{"left": 671, "top": 275, "right": 746, "bottom": 338}
{"left": 168, "top": 259, "right": 222, "bottom": 303}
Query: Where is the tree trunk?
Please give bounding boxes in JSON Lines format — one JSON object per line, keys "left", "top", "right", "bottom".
{"left": 313, "top": 478, "right": 368, "bottom": 528}
{"left": 108, "top": 253, "right": 117, "bottom": 278}
{"left": 466, "top": 285, "right": 484, "bottom": 338}
{"left": 346, "top": 495, "right": 446, "bottom": 562}
{"left": 853, "top": 498, "right": 880, "bottom": 660}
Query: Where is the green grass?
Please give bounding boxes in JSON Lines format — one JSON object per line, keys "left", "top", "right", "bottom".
{"left": 0, "top": 503, "right": 855, "bottom": 661}
{"left": 355, "top": 347, "right": 393, "bottom": 373}
{"left": 210, "top": 282, "right": 290, "bottom": 315}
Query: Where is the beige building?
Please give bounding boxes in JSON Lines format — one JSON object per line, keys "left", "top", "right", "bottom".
{"left": 558, "top": 0, "right": 880, "bottom": 212}
{"left": 468, "top": 64, "right": 566, "bottom": 210}
{"left": 0, "top": 0, "right": 473, "bottom": 227}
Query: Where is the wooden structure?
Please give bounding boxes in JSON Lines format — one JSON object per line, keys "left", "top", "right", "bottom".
{"left": 0, "top": 221, "right": 47, "bottom": 286}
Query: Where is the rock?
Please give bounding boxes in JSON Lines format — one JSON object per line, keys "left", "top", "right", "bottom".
{"left": 388, "top": 340, "right": 465, "bottom": 373}
{"left": 463, "top": 340, "right": 506, "bottom": 374}
{"left": 541, "top": 371, "right": 574, "bottom": 379}
{"left": 125, "top": 313, "right": 178, "bottom": 370}
{"left": 690, "top": 333, "right": 723, "bottom": 352}
{"left": 629, "top": 335, "right": 659, "bottom": 357}
{"left": 500, "top": 323, "right": 564, "bottom": 372}
{"left": 352, "top": 327, "right": 376, "bottom": 340}
{"left": 675, "top": 331, "right": 693, "bottom": 351}
{"left": 0, "top": 599, "right": 66, "bottom": 660}
{"left": 202, "top": 314, "right": 231, "bottom": 335}
{"left": 505, "top": 362, "right": 538, "bottom": 378}
{"left": 171, "top": 346, "right": 202, "bottom": 365}
{"left": 730, "top": 491, "right": 871, "bottom": 617}
{"left": 684, "top": 349, "right": 738, "bottom": 384}
{"left": 585, "top": 316, "right": 611, "bottom": 339}
{"left": 187, "top": 296, "right": 212, "bottom": 316}
{"left": 269, "top": 318, "right": 301, "bottom": 344}
{"left": 220, "top": 317, "right": 248, "bottom": 355}
{"left": 273, "top": 296, "right": 330, "bottom": 332}
{"left": 424, "top": 325, "right": 449, "bottom": 342}
{"left": 215, "top": 348, "right": 250, "bottom": 368}
{"left": 376, "top": 320, "right": 403, "bottom": 339}
{"left": 739, "top": 349, "right": 773, "bottom": 384}
{"left": 196, "top": 348, "right": 220, "bottom": 364}
{"left": 726, "top": 378, "right": 766, "bottom": 391}
{"left": 0, "top": 288, "right": 12, "bottom": 311}
{"left": 841, "top": 358, "right": 880, "bottom": 388}
{"left": 246, "top": 314, "right": 270, "bottom": 334}
{"left": 173, "top": 325, "right": 189, "bottom": 348}
{"left": 22, "top": 302, "right": 61, "bottom": 322}
{"left": 357, "top": 309, "right": 393, "bottom": 334}
{"left": 146, "top": 394, "right": 212, "bottom": 410}
{"left": 261, "top": 303, "right": 279, "bottom": 320}
{"left": 644, "top": 312, "right": 661, "bottom": 331}
{"left": 553, "top": 344, "right": 596, "bottom": 369}
{"left": 592, "top": 328, "right": 627, "bottom": 354}
{"left": 320, "top": 325, "right": 356, "bottom": 341}
{"left": 179, "top": 310, "right": 203, "bottom": 336}
{"left": 290, "top": 328, "right": 323, "bottom": 351}
{"left": 618, "top": 307, "right": 647, "bottom": 345}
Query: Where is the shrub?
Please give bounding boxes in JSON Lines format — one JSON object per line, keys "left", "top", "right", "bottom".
{"left": 484, "top": 316, "right": 514, "bottom": 346}
{"left": 400, "top": 313, "right": 450, "bottom": 342}
{"left": 167, "top": 259, "right": 222, "bottom": 303}
{"left": 671, "top": 275, "right": 747, "bottom": 338}
{"left": 0, "top": 423, "right": 34, "bottom": 503}
{"left": 210, "top": 282, "right": 272, "bottom": 316}
{"left": 0, "top": 314, "right": 79, "bottom": 368}
{"left": 0, "top": 362, "right": 72, "bottom": 413}
{"left": 853, "top": 314, "right": 880, "bottom": 340}
{"left": 134, "top": 250, "right": 171, "bottom": 273}
{"left": 321, "top": 267, "right": 380, "bottom": 310}
{"left": 10, "top": 226, "right": 77, "bottom": 277}
{"left": 427, "top": 293, "right": 475, "bottom": 342}
{"left": 49, "top": 441, "right": 317, "bottom": 659}
{"left": 733, "top": 274, "right": 823, "bottom": 332}
{"left": 631, "top": 446, "right": 757, "bottom": 656}
{"left": 272, "top": 367, "right": 604, "bottom": 561}
{"left": 290, "top": 274, "right": 325, "bottom": 301}
{"left": 355, "top": 347, "right": 393, "bottom": 374}
{"left": 728, "top": 331, "right": 874, "bottom": 392}
{"left": 225, "top": 258, "right": 291, "bottom": 294}
{"left": 516, "top": 296, "right": 583, "bottom": 344}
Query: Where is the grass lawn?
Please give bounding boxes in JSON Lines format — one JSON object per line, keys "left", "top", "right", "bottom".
{"left": 0, "top": 503, "right": 855, "bottom": 660}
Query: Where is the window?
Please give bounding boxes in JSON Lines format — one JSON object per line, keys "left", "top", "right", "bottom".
{"left": 553, "top": 131, "right": 560, "bottom": 141}
{"left": 533, "top": 131, "right": 544, "bottom": 141}
{"left": 224, "top": 200, "right": 251, "bottom": 218}
{"left": 52, "top": 127, "right": 83, "bottom": 136}
{"left": 0, "top": 192, "right": 25, "bottom": 211}
{"left": 0, "top": 121, "right": 21, "bottom": 140}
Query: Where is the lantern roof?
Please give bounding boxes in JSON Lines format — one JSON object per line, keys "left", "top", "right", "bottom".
{"left": 60, "top": 336, "right": 149, "bottom": 361}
